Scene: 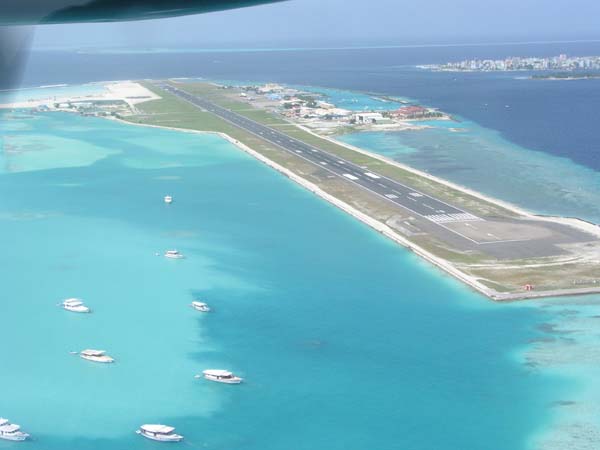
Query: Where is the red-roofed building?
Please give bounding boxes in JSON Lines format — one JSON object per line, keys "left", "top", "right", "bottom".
{"left": 391, "top": 105, "right": 429, "bottom": 119}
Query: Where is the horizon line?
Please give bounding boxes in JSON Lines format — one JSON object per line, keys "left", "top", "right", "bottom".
{"left": 32, "top": 38, "right": 600, "bottom": 53}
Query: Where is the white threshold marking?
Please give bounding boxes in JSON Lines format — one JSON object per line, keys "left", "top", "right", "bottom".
{"left": 343, "top": 174, "right": 359, "bottom": 180}
{"left": 364, "top": 172, "right": 381, "bottom": 179}
{"left": 424, "top": 213, "right": 482, "bottom": 223}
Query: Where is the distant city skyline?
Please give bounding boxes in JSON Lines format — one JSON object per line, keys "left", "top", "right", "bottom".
{"left": 30, "top": 0, "right": 600, "bottom": 50}
{"left": 421, "top": 53, "right": 600, "bottom": 72}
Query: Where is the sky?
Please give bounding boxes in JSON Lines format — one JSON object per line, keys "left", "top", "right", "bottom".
{"left": 30, "top": 0, "right": 600, "bottom": 50}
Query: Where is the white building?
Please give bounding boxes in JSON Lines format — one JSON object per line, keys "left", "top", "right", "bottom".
{"left": 352, "top": 112, "right": 384, "bottom": 123}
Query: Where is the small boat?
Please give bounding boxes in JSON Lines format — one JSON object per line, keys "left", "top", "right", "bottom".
{"left": 136, "top": 424, "right": 183, "bottom": 442}
{"left": 164, "top": 250, "right": 184, "bottom": 259}
{"left": 164, "top": 195, "right": 173, "bottom": 204}
{"left": 60, "top": 298, "right": 91, "bottom": 313}
{"left": 191, "top": 301, "right": 211, "bottom": 312}
{"left": 201, "top": 369, "right": 243, "bottom": 384}
{"left": 0, "top": 419, "right": 29, "bottom": 441}
{"left": 79, "top": 349, "right": 115, "bottom": 363}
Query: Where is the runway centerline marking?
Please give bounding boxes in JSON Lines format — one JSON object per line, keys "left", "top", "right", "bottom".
{"left": 158, "top": 84, "right": 505, "bottom": 246}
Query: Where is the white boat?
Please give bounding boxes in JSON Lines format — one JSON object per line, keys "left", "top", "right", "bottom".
{"left": 164, "top": 250, "right": 184, "bottom": 259}
{"left": 191, "top": 301, "right": 211, "bottom": 312}
{"left": 60, "top": 298, "right": 91, "bottom": 313}
{"left": 202, "top": 369, "right": 243, "bottom": 384}
{"left": 79, "top": 349, "right": 115, "bottom": 363}
{"left": 0, "top": 419, "right": 29, "bottom": 441}
{"left": 164, "top": 195, "right": 173, "bottom": 204}
{"left": 136, "top": 424, "right": 183, "bottom": 442}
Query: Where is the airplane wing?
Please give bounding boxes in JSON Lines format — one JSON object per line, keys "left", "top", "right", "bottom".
{"left": 0, "top": 0, "right": 284, "bottom": 91}
{"left": 0, "top": 26, "right": 33, "bottom": 90}
{"left": 0, "top": 0, "right": 284, "bottom": 25}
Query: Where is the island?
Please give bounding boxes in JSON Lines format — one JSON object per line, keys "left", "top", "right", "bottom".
{"left": 530, "top": 72, "right": 600, "bottom": 80}
{"left": 3, "top": 80, "right": 600, "bottom": 301}
{"left": 418, "top": 54, "right": 600, "bottom": 72}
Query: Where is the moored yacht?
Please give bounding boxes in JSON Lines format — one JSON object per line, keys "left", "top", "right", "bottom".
{"left": 60, "top": 298, "right": 91, "bottom": 313}
{"left": 164, "top": 195, "right": 173, "bottom": 204}
{"left": 191, "top": 301, "right": 211, "bottom": 312}
{"left": 0, "top": 419, "right": 29, "bottom": 441}
{"left": 136, "top": 424, "right": 183, "bottom": 442}
{"left": 164, "top": 250, "right": 184, "bottom": 259}
{"left": 79, "top": 349, "right": 115, "bottom": 363}
{"left": 201, "top": 369, "right": 243, "bottom": 384}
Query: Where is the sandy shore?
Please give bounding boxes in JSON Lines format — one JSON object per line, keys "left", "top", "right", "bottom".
{"left": 0, "top": 81, "right": 160, "bottom": 109}
{"left": 107, "top": 115, "right": 600, "bottom": 301}
{"left": 297, "top": 124, "right": 600, "bottom": 239}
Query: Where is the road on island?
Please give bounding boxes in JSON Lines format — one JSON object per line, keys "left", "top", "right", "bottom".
{"left": 158, "top": 83, "right": 482, "bottom": 229}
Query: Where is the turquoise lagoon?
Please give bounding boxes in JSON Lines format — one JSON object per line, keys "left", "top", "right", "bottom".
{"left": 0, "top": 110, "right": 586, "bottom": 450}
{"left": 0, "top": 84, "right": 108, "bottom": 105}
{"left": 339, "top": 119, "right": 600, "bottom": 224}
{"left": 520, "top": 297, "right": 600, "bottom": 450}
{"left": 293, "top": 86, "right": 409, "bottom": 111}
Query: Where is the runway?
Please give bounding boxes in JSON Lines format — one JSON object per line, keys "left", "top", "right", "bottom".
{"left": 159, "top": 83, "right": 481, "bottom": 227}
{"left": 151, "top": 82, "right": 600, "bottom": 260}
